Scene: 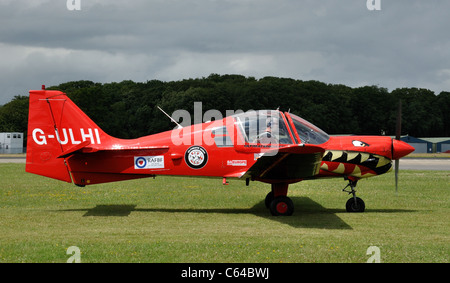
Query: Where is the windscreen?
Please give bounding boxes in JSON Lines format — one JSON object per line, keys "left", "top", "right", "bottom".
{"left": 288, "top": 113, "right": 329, "bottom": 145}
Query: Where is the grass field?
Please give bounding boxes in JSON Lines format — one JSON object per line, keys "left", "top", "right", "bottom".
{"left": 0, "top": 163, "right": 448, "bottom": 263}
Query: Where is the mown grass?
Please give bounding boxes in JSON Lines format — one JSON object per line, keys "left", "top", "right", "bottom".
{"left": 0, "top": 163, "right": 448, "bottom": 262}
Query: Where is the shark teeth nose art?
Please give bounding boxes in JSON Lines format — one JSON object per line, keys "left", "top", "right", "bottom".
{"left": 321, "top": 150, "right": 392, "bottom": 178}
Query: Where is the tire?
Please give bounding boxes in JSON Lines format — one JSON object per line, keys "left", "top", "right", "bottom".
{"left": 270, "top": 196, "right": 294, "bottom": 216}
{"left": 346, "top": 197, "right": 365, "bottom": 212}
{"left": 265, "top": 191, "right": 274, "bottom": 208}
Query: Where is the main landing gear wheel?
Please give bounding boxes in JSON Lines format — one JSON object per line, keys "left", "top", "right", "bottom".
{"left": 269, "top": 196, "right": 294, "bottom": 216}
{"left": 266, "top": 183, "right": 293, "bottom": 216}
{"left": 346, "top": 197, "right": 365, "bottom": 212}
{"left": 265, "top": 191, "right": 274, "bottom": 208}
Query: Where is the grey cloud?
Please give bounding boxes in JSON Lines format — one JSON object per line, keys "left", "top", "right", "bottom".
{"left": 1, "top": 0, "right": 450, "bottom": 105}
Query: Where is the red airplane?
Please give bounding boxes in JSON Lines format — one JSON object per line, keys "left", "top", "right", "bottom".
{"left": 26, "top": 87, "right": 415, "bottom": 216}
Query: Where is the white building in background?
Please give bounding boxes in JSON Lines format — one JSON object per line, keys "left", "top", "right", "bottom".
{"left": 0, "top": 132, "right": 23, "bottom": 154}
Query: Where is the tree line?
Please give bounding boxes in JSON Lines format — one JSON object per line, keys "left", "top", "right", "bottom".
{"left": 1, "top": 74, "right": 449, "bottom": 143}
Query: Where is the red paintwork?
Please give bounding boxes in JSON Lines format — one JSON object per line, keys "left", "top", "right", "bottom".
{"left": 26, "top": 89, "right": 414, "bottom": 196}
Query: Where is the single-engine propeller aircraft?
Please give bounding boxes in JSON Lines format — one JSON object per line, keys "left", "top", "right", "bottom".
{"left": 26, "top": 87, "right": 414, "bottom": 216}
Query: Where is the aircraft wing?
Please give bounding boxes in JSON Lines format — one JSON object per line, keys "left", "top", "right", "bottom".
{"left": 241, "top": 145, "right": 325, "bottom": 181}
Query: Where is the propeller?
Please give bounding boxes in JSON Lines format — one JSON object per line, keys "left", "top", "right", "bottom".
{"left": 391, "top": 99, "right": 414, "bottom": 193}
{"left": 394, "top": 100, "right": 402, "bottom": 194}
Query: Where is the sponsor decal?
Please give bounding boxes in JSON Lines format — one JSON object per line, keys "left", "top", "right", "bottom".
{"left": 134, "top": 156, "right": 164, "bottom": 169}
{"left": 185, "top": 146, "right": 208, "bottom": 169}
{"left": 227, "top": 160, "right": 247, "bottom": 166}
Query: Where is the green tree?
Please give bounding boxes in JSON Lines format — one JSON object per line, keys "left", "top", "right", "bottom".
{"left": 0, "top": 95, "right": 29, "bottom": 132}
{"left": 1, "top": 75, "right": 448, "bottom": 142}
{"left": 390, "top": 88, "right": 442, "bottom": 137}
{"left": 350, "top": 86, "right": 391, "bottom": 135}
{"left": 436, "top": 91, "right": 450, "bottom": 136}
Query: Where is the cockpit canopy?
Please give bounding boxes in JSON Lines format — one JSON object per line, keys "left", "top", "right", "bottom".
{"left": 232, "top": 110, "right": 329, "bottom": 145}
{"left": 288, "top": 113, "right": 329, "bottom": 145}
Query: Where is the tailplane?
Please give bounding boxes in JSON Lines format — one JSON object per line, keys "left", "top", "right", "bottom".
{"left": 26, "top": 87, "right": 110, "bottom": 182}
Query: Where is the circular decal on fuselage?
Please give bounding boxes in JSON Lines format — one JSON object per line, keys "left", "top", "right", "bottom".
{"left": 135, "top": 157, "right": 147, "bottom": 169}
{"left": 185, "top": 146, "right": 208, "bottom": 169}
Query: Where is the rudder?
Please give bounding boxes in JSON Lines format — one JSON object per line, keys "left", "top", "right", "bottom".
{"left": 26, "top": 88, "right": 110, "bottom": 182}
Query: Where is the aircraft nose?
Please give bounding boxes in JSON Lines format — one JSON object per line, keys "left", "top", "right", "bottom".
{"left": 392, "top": 139, "right": 415, "bottom": 160}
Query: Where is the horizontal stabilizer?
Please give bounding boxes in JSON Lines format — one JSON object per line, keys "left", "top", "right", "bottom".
{"left": 59, "top": 144, "right": 170, "bottom": 158}
{"left": 97, "top": 145, "right": 170, "bottom": 151}
{"left": 58, "top": 140, "right": 91, "bottom": 158}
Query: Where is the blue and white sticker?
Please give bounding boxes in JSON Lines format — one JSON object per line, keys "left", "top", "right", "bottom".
{"left": 134, "top": 156, "right": 164, "bottom": 169}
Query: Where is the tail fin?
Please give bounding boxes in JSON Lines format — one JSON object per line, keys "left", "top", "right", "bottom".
{"left": 26, "top": 88, "right": 110, "bottom": 182}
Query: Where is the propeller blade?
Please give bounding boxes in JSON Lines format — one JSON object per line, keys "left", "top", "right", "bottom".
{"left": 395, "top": 100, "right": 402, "bottom": 140}
{"left": 395, "top": 159, "right": 399, "bottom": 194}
{"left": 394, "top": 99, "right": 402, "bottom": 194}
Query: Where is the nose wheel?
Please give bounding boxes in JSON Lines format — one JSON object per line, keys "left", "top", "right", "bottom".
{"left": 343, "top": 178, "right": 365, "bottom": 212}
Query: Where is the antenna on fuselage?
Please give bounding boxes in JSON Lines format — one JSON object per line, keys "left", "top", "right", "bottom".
{"left": 157, "top": 106, "right": 182, "bottom": 129}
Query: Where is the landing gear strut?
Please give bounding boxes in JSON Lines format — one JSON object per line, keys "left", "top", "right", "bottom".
{"left": 265, "top": 183, "right": 294, "bottom": 216}
{"left": 343, "top": 178, "right": 365, "bottom": 212}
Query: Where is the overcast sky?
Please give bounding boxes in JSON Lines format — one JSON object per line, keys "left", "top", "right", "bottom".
{"left": 1, "top": 0, "right": 449, "bottom": 104}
